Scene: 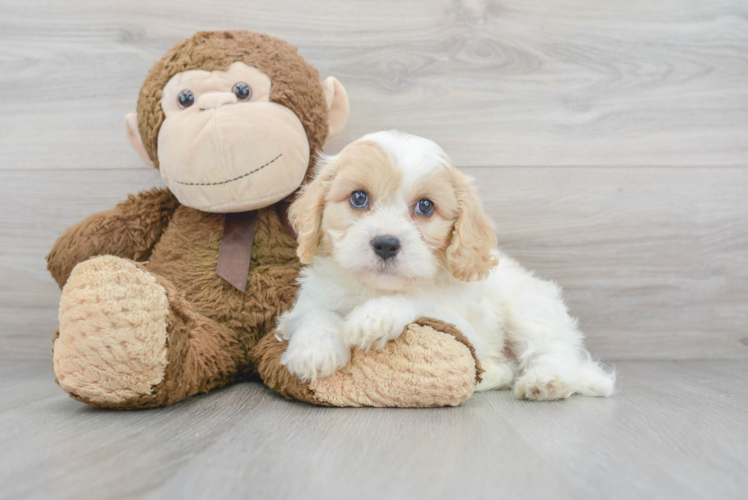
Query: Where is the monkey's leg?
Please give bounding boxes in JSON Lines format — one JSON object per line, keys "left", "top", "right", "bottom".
{"left": 252, "top": 317, "right": 483, "bottom": 407}
{"left": 53, "top": 256, "right": 244, "bottom": 409}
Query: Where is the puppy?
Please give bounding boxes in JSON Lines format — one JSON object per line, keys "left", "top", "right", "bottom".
{"left": 278, "top": 130, "right": 614, "bottom": 400}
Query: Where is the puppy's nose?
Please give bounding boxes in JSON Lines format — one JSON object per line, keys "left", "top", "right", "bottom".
{"left": 371, "top": 235, "right": 400, "bottom": 261}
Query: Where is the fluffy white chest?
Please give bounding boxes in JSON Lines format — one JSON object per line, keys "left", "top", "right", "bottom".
{"left": 298, "top": 255, "right": 519, "bottom": 360}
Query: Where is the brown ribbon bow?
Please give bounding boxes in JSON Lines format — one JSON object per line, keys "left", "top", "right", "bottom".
{"left": 215, "top": 204, "right": 296, "bottom": 293}
{"left": 216, "top": 211, "right": 258, "bottom": 293}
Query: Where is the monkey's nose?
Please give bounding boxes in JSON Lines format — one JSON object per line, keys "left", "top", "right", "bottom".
{"left": 371, "top": 235, "right": 400, "bottom": 261}
{"left": 197, "top": 92, "right": 238, "bottom": 110}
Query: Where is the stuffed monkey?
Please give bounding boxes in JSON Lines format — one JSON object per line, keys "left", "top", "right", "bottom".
{"left": 47, "top": 31, "right": 481, "bottom": 409}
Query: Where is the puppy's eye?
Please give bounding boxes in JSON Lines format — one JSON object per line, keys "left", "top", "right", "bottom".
{"left": 177, "top": 89, "right": 195, "bottom": 109}
{"left": 232, "top": 82, "right": 252, "bottom": 101}
{"left": 349, "top": 190, "right": 369, "bottom": 209}
{"left": 415, "top": 199, "right": 435, "bottom": 217}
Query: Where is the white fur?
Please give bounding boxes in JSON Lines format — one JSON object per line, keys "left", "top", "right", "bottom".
{"left": 279, "top": 131, "right": 615, "bottom": 400}
{"left": 279, "top": 310, "right": 350, "bottom": 382}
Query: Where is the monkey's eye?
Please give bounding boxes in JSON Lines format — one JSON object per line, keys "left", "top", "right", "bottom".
{"left": 177, "top": 89, "right": 195, "bottom": 109}
{"left": 415, "top": 199, "right": 435, "bottom": 217}
{"left": 232, "top": 82, "right": 252, "bottom": 101}
{"left": 349, "top": 190, "right": 369, "bottom": 209}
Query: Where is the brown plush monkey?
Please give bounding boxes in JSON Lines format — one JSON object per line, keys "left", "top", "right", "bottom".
{"left": 47, "top": 31, "right": 480, "bottom": 409}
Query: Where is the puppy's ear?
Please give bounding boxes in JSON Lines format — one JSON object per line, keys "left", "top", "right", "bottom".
{"left": 446, "top": 169, "right": 498, "bottom": 281}
{"left": 289, "top": 155, "right": 338, "bottom": 264}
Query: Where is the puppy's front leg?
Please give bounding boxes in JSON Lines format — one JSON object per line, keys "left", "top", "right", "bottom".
{"left": 342, "top": 297, "right": 418, "bottom": 350}
{"left": 279, "top": 310, "right": 350, "bottom": 382}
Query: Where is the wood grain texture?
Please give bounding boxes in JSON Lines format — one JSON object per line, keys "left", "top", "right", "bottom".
{"left": 483, "top": 360, "right": 748, "bottom": 500}
{"left": 0, "top": 169, "right": 167, "bottom": 359}
{"left": 1, "top": 3, "right": 746, "bottom": 498}
{"left": 1, "top": 167, "right": 746, "bottom": 360}
{"left": 0, "top": 359, "right": 745, "bottom": 500}
{"left": 1, "top": 0, "right": 747, "bottom": 169}
{"left": 478, "top": 167, "right": 748, "bottom": 360}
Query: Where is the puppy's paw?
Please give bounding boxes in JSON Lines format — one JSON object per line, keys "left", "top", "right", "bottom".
{"left": 281, "top": 322, "right": 350, "bottom": 383}
{"left": 514, "top": 367, "right": 576, "bottom": 401}
{"left": 342, "top": 297, "right": 417, "bottom": 350}
{"left": 578, "top": 361, "right": 616, "bottom": 397}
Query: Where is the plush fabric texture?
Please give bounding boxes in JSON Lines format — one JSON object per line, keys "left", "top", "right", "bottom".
{"left": 47, "top": 188, "right": 179, "bottom": 288}
{"left": 158, "top": 101, "right": 310, "bottom": 213}
{"left": 46, "top": 30, "right": 481, "bottom": 409}
{"left": 309, "top": 320, "right": 480, "bottom": 407}
{"left": 413, "top": 317, "right": 484, "bottom": 385}
{"left": 252, "top": 318, "right": 482, "bottom": 407}
{"left": 49, "top": 191, "right": 299, "bottom": 408}
{"left": 55, "top": 256, "right": 170, "bottom": 405}
{"left": 251, "top": 330, "right": 322, "bottom": 406}
{"left": 137, "top": 31, "right": 328, "bottom": 175}
{"left": 156, "top": 62, "right": 312, "bottom": 213}
{"left": 48, "top": 188, "right": 482, "bottom": 408}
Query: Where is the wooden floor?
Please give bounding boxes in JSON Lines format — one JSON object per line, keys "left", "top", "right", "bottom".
{"left": 1, "top": 0, "right": 747, "bottom": 498}
{"left": 0, "top": 359, "right": 745, "bottom": 500}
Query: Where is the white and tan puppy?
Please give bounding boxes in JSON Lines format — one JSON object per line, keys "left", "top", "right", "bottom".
{"left": 278, "top": 130, "right": 614, "bottom": 400}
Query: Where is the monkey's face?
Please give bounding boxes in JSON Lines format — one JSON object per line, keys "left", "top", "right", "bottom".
{"left": 156, "top": 62, "right": 310, "bottom": 213}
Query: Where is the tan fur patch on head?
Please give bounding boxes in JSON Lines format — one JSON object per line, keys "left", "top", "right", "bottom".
{"left": 445, "top": 167, "right": 498, "bottom": 281}
{"left": 287, "top": 154, "right": 336, "bottom": 264}
{"left": 325, "top": 141, "right": 401, "bottom": 204}
{"left": 137, "top": 31, "right": 328, "bottom": 172}
{"left": 406, "top": 169, "right": 459, "bottom": 256}
{"left": 289, "top": 140, "right": 402, "bottom": 263}
{"left": 318, "top": 141, "right": 403, "bottom": 255}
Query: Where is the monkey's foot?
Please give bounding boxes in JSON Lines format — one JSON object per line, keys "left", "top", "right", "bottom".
{"left": 254, "top": 317, "right": 483, "bottom": 407}
{"left": 54, "top": 256, "right": 170, "bottom": 406}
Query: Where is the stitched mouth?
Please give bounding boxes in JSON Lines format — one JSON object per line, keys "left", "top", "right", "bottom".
{"left": 174, "top": 153, "right": 283, "bottom": 186}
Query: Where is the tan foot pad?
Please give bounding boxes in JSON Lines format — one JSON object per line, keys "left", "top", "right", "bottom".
{"left": 54, "top": 256, "right": 170, "bottom": 405}
{"left": 309, "top": 320, "right": 480, "bottom": 407}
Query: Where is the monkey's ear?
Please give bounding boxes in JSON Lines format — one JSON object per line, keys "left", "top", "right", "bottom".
{"left": 321, "top": 77, "right": 349, "bottom": 138}
{"left": 125, "top": 113, "right": 155, "bottom": 167}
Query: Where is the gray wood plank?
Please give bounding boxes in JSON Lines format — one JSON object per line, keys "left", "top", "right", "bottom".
{"left": 1, "top": 0, "right": 747, "bottom": 169}
{"left": 0, "top": 377, "right": 274, "bottom": 500}
{"left": 1, "top": 167, "right": 746, "bottom": 360}
{"left": 0, "top": 359, "right": 59, "bottom": 413}
{"left": 487, "top": 361, "right": 748, "bottom": 500}
{"left": 0, "top": 359, "right": 745, "bottom": 500}
{"left": 0, "top": 169, "right": 166, "bottom": 358}
{"left": 141, "top": 393, "right": 572, "bottom": 500}
{"left": 477, "top": 167, "right": 748, "bottom": 360}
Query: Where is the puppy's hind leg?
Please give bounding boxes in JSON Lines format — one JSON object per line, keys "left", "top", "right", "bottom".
{"left": 504, "top": 275, "right": 615, "bottom": 401}
{"left": 513, "top": 353, "right": 614, "bottom": 401}
{"left": 475, "top": 356, "right": 515, "bottom": 392}
{"left": 428, "top": 310, "right": 515, "bottom": 392}
{"left": 576, "top": 356, "right": 616, "bottom": 397}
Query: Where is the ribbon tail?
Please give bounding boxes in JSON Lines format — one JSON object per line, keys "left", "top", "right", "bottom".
{"left": 216, "top": 211, "right": 258, "bottom": 293}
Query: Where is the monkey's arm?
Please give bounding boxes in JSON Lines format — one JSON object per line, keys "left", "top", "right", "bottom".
{"left": 47, "top": 188, "right": 179, "bottom": 288}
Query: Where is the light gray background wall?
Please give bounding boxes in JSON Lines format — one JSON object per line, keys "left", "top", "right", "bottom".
{"left": 2, "top": 0, "right": 746, "bottom": 361}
